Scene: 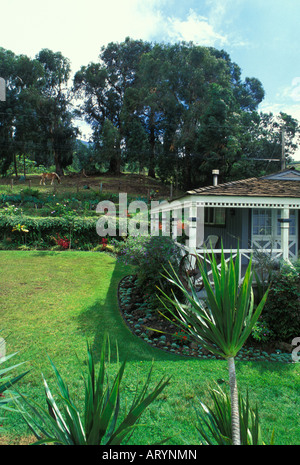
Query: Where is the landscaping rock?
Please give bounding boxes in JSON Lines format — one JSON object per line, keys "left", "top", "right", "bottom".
{"left": 118, "top": 274, "right": 293, "bottom": 364}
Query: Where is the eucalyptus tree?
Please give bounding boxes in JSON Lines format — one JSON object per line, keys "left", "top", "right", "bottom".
{"left": 0, "top": 47, "right": 19, "bottom": 175}
{"left": 34, "top": 49, "right": 78, "bottom": 175}
{"left": 174, "top": 47, "right": 265, "bottom": 188}
{"left": 229, "top": 110, "right": 300, "bottom": 180}
{"left": 74, "top": 38, "right": 152, "bottom": 175}
{"left": 130, "top": 42, "right": 265, "bottom": 188}
{"left": 122, "top": 43, "right": 182, "bottom": 178}
{"left": 75, "top": 38, "right": 298, "bottom": 187}
{"left": 0, "top": 47, "right": 44, "bottom": 176}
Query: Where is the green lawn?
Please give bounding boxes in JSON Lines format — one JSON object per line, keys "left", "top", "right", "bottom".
{"left": 0, "top": 251, "right": 299, "bottom": 445}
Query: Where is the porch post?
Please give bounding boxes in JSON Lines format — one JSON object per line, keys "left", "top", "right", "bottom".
{"left": 197, "top": 206, "right": 205, "bottom": 248}
{"left": 172, "top": 210, "right": 178, "bottom": 241}
{"left": 188, "top": 202, "right": 197, "bottom": 251}
{"left": 280, "top": 208, "right": 290, "bottom": 262}
{"left": 161, "top": 211, "right": 169, "bottom": 236}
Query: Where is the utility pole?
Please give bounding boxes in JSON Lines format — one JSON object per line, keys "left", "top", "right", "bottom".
{"left": 281, "top": 128, "right": 286, "bottom": 171}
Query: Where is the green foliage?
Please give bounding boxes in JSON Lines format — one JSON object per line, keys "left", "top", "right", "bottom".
{"left": 250, "top": 319, "right": 275, "bottom": 343}
{"left": 1, "top": 252, "right": 299, "bottom": 445}
{"left": 262, "top": 261, "right": 300, "bottom": 342}
{"left": 0, "top": 214, "right": 100, "bottom": 249}
{"left": 116, "top": 235, "right": 182, "bottom": 301}
{"left": 160, "top": 248, "right": 270, "bottom": 445}
{"left": 160, "top": 249, "right": 269, "bottom": 359}
{"left": 15, "top": 336, "right": 170, "bottom": 445}
{"left": 0, "top": 332, "right": 29, "bottom": 424}
{"left": 195, "top": 385, "right": 274, "bottom": 445}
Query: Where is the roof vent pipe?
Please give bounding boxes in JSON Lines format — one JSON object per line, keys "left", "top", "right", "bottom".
{"left": 212, "top": 169, "right": 219, "bottom": 186}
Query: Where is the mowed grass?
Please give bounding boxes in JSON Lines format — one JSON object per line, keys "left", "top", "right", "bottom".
{"left": 0, "top": 251, "right": 299, "bottom": 445}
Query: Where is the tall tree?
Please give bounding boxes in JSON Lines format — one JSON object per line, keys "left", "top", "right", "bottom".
{"left": 74, "top": 37, "right": 151, "bottom": 175}
{"left": 35, "top": 49, "right": 77, "bottom": 175}
{"left": 0, "top": 47, "right": 44, "bottom": 176}
{"left": 229, "top": 111, "right": 300, "bottom": 180}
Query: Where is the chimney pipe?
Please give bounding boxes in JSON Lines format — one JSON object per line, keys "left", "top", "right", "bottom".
{"left": 212, "top": 169, "right": 219, "bottom": 186}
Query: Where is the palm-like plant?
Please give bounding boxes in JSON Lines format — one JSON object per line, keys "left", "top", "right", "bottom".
{"left": 195, "top": 385, "right": 274, "bottom": 445}
{"left": 159, "top": 249, "right": 269, "bottom": 445}
{"left": 14, "top": 336, "right": 171, "bottom": 445}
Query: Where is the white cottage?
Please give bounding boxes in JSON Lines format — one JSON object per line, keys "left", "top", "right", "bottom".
{"left": 151, "top": 168, "right": 300, "bottom": 286}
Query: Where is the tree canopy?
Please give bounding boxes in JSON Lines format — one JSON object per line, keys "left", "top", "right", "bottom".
{"left": 0, "top": 38, "right": 299, "bottom": 186}
{"left": 0, "top": 47, "right": 77, "bottom": 177}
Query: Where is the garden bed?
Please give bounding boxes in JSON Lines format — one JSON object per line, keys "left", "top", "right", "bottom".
{"left": 118, "top": 275, "right": 294, "bottom": 363}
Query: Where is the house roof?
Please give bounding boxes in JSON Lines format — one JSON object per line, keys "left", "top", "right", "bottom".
{"left": 187, "top": 169, "right": 300, "bottom": 199}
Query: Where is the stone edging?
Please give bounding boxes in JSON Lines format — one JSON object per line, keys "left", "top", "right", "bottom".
{"left": 117, "top": 275, "right": 294, "bottom": 363}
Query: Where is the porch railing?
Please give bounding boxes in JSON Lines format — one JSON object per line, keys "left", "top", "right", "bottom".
{"left": 176, "top": 243, "right": 283, "bottom": 285}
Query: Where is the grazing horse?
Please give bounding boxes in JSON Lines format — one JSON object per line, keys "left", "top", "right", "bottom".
{"left": 40, "top": 172, "right": 61, "bottom": 185}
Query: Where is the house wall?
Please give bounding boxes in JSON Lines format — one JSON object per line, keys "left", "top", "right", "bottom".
{"left": 198, "top": 207, "right": 250, "bottom": 249}
{"left": 194, "top": 205, "right": 298, "bottom": 259}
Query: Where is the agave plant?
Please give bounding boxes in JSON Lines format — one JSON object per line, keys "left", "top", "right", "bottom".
{"left": 15, "top": 336, "right": 171, "bottom": 445}
{"left": 195, "top": 385, "right": 275, "bottom": 445}
{"left": 159, "top": 248, "right": 269, "bottom": 445}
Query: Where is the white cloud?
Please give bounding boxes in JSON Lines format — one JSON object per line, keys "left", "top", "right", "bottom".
{"left": 279, "top": 78, "right": 300, "bottom": 103}
{"left": 288, "top": 78, "right": 300, "bottom": 102}
{"left": 166, "top": 9, "right": 228, "bottom": 46}
{"left": 1, "top": 0, "right": 166, "bottom": 71}
{"left": 1, "top": 1, "right": 229, "bottom": 74}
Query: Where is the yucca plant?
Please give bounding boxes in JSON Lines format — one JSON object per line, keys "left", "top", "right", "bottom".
{"left": 14, "top": 336, "right": 171, "bottom": 445}
{"left": 159, "top": 249, "right": 269, "bottom": 445}
{"left": 195, "top": 385, "right": 274, "bottom": 445}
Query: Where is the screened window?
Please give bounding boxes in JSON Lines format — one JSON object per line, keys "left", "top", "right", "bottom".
{"left": 253, "top": 209, "right": 297, "bottom": 237}
{"left": 277, "top": 210, "right": 296, "bottom": 236}
{"left": 205, "top": 208, "right": 226, "bottom": 225}
{"left": 252, "top": 209, "right": 272, "bottom": 236}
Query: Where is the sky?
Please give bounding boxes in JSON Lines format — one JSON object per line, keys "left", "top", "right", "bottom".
{"left": 1, "top": 0, "right": 300, "bottom": 159}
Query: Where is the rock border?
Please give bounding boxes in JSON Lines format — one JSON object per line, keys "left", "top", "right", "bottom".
{"left": 117, "top": 275, "right": 294, "bottom": 364}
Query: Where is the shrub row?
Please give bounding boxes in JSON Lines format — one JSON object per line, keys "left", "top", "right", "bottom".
{"left": 0, "top": 215, "right": 101, "bottom": 249}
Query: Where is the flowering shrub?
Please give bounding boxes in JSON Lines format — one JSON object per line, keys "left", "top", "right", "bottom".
{"left": 172, "top": 330, "right": 191, "bottom": 346}
{"left": 1, "top": 204, "right": 23, "bottom": 216}
{"left": 101, "top": 238, "right": 108, "bottom": 250}
{"left": 48, "top": 200, "right": 77, "bottom": 217}
{"left": 53, "top": 234, "right": 70, "bottom": 250}
{"left": 250, "top": 319, "right": 275, "bottom": 343}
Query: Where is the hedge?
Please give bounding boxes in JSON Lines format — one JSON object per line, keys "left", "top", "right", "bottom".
{"left": 0, "top": 215, "right": 101, "bottom": 248}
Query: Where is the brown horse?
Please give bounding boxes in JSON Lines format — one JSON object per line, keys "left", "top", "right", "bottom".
{"left": 40, "top": 172, "right": 61, "bottom": 185}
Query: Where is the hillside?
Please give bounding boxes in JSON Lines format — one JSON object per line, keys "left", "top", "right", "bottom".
{"left": 0, "top": 172, "right": 181, "bottom": 200}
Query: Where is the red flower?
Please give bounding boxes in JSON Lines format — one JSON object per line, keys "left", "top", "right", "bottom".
{"left": 54, "top": 234, "right": 70, "bottom": 249}
{"left": 101, "top": 238, "right": 108, "bottom": 249}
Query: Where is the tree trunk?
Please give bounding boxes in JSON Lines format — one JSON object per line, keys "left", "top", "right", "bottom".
{"left": 13, "top": 153, "right": 18, "bottom": 178}
{"left": 23, "top": 153, "right": 26, "bottom": 178}
{"left": 108, "top": 153, "right": 121, "bottom": 175}
{"left": 228, "top": 357, "right": 240, "bottom": 445}
{"left": 148, "top": 116, "right": 156, "bottom": 178}
{"left": 54, "top": 151, "right": 64, "bottom": 177}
